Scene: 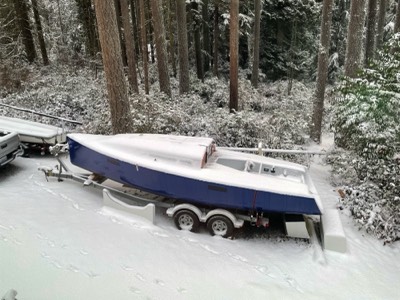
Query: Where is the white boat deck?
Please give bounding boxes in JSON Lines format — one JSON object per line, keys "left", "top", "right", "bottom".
{"left": 0, "top": 116, "right": 66, "bottom": 145}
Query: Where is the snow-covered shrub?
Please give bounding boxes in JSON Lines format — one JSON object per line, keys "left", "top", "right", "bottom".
{"left": 331, "top": 34, "right": 400, "bottom": 243}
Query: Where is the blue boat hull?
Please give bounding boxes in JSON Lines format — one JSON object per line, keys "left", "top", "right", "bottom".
{"left": 68, "top": 138, "right": 321, "bottom": 215}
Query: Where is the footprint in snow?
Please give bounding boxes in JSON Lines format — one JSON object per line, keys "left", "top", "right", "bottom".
{"left": 0, "top": 224, "right": 12, "bottom": 231}
{"left": 228, "top": 252, "right": 248, "bottom": 262}
{"left": 284, "top": 274, "right": 304, "bottom": 293}
{"left": 135, "top": 273, "right": 146, "bottom": 281}
{"left": 51, "top": 260, "right": 63, "bottom": 269}
{"left": 154, "top": 279, "right": 165, "bottom": 286}
{"left": 44, "top": 188, "right": 57, "bottom": 196}
{"left": 179, "top": 236, "right": 198, "bottom": 243}
{"left": 86, "top": 271, "right": 100, "bottom": 278}
{"left": 254, "top": 265, "right": 276, "bottom": 278}
{"left": 79, "top": 249, "right": 89, "bottom": 255}
{"left": 129, "top": 286, "right": 141, "bottom": 294}
{"left": 36, "top": 233, "right": 48, "bottom": 240}
{"left": 68, "top": 264, "right": 80, "bottom": 273}
{"left": 200, "top": 244, "right": 219, "bottom": 255}
{"left": 40, "top": 252, "right": 51, "bottom": 259}
{"left": 150, "top": 231, "right": 169, "bottom": 238}
{"left": 72, "top": 203, "right": 84, "bottom": 211}
{"left": 121, "top": 265, "right": 135, "bottom": 271}
{"left": 177, "top": 287, "right": 187, "bottom": 294}
{"left": 47, "top": 240, "right": 56, "bottom": 247}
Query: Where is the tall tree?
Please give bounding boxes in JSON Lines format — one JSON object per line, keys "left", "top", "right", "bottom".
{"left": 13, "top": 0, "right": 36, "bottom": 62}
{"left": 344, "top": 0, "right": 367, "bottom": 77}
{"left": 120, "top": 0, "right": 139, "bottom": 93}
{"left": 31, "top": 0, "right": 48, "bottom": 65}
{"left": 93, "top": 0, "right": 133, "bottom": 133}
{"left": 229, "top": 0, "right": 239, "bottom": 113}
{"left": 138, "top": 0, "right": 149, "bottom": 94}
{"left": 168, "top": 0, "right": 177, "bottom": 77}
{"left": 251, "top": 0, "right": 261, "bottom": 88}
{"left": 202, "top": 0, "right": 211, "bottom": 74}
{"left": 114, "top": 0, "right": 128, "bottom": 66}
{"left": 191, "top": 1, "right": 204, "bottom": 81}
{"left": 176, "top": 0, "right": 190, "bottom": 94}
{"left": 213, "top": 0, "right": 219, "bottom": 78}
{"left": 75, "top": 0, "right": 99, "bottom": 57}
{"left": 376, "top": 0, "right": 387, "bottom": 50}
{"left": 129, "top": 0, "right": 140, "bottom": 61}
{"left": 150, "top": 0, "right": 172, "bottom": 97}
{"left": 310, "top": 0, "right": 334, "bottom": 143}
{"left": 395, "top": 0, "right": 400, "bottom": 33}
{"left": 365, "top": 0, "right": 378, "bottom": 64}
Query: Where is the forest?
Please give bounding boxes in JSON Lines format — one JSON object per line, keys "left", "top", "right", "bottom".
{"left": 0, "top": 0, "right": 399, "bottom": 244}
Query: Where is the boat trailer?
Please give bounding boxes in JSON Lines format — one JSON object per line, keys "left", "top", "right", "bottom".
{"left": 39, "top": 144, "right": 347, "bottom": 252}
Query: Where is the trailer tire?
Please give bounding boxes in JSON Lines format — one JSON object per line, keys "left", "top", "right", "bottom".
{"left": 174, "top": 210, "right": 200, "bottom": 232}
{"left": 207, "top": 215, "right": 234, "bottom": 238}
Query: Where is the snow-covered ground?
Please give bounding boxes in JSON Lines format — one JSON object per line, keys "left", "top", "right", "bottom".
{"left": 1, "top": 144, "right": 400, "bottom": 299}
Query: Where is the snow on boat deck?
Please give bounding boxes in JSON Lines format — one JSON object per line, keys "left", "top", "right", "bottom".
{"left": 0, "top": 116, "right": 65, "bottom": 141}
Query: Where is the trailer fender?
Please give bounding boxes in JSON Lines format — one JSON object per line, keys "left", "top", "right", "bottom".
{"left": 204, "top": 209, "right": 244, "bottom": 228}
{"left": 166, "top": 204, "right": 203, "bottom": 221}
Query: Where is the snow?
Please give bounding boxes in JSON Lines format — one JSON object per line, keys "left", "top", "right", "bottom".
{"left": 0, "top": 116, "right": 64, "bottom": 140}
{"left": 1, "top": 139, "right": 400, "bottom": 299}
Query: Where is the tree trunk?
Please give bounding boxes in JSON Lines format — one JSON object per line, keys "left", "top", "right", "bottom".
{"left": 212, "top": 0, "right": 219, "bottom": 78}
{"left": 365, "top": 0, "right": 378, "bottom": 64}
{"left": 394, "top": 0, "right": 400, "bottom": 33}
{"left": 138, "top": 0, "right": 149, "bottom": 94}
{"left": 310, "top": 0, "right": 334, "bottom": 143}
{"left": 168, "top": 0, "right": 177, "bottom": 77}
{"left": 251, "top": 0, "right": 261, "bottom": 88}
{"left": 31, "top": 0, "right": 48, "bottom": 65}
{"left": 376, "top": 0, "right": 387, "bottom": 50}
{"left": 191, "top": 1, "right": 204, "bottom": 81}
{"left": 93, "top": 0, "right": 133, "bottom": 134}
{"left": 129, "top": 0, "right": 140, "bottom": 60}
{"left": 229, "top": 0, "right": 239, "bottom": 113}
{"left": 75, "top": 0, "right": 99, "bottom": 57}
{"left": 202, "top": 0, "right": 211, "bottom": 74}
{"left": 176, "top": 0, "right": 190, "bottom": 94}
{"left": 120, "top": 0, "right": 139, "bottom": 93}
{"left": 344, "top": 0, "right": 366, "bottom": 77}
{"left": 14, "top": 0, "right": 36, "bottom": 63}
{"left": 150, "top": 0, "right": 172, "bottom": 97}
{"left": 114, "top": 0, "right": 128, "bottom": 66}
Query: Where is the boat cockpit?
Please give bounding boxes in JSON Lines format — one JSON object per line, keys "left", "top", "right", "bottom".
{"left": 216, "top": 157, "right": 305, "bottom": 183}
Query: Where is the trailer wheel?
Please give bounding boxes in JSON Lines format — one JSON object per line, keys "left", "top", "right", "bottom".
{"left": 174, "top": 210, "right": 200, "bottom": 232}
{"left": 207, "top": 215, "right": 234, "bottom": 238}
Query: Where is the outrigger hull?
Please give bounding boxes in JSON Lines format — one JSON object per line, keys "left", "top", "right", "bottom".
{"left": 68, "top": 134, "right": 322, "bottom": 215}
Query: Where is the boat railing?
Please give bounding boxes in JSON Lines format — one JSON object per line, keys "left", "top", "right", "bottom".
{"left": 0, "top": 103, "right": 82, "bottom": 134}
{"left": 218, "top": 143, "right": 329, "bottom": 168}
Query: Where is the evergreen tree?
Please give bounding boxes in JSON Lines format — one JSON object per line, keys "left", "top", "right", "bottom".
{"left": 13, "top": 0, "right": 36, "bottom": 62}
{"left": 229, "top": 0, "right": 239, "bottom": 112}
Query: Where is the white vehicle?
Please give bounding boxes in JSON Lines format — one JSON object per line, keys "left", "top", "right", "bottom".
{"left": 0, "top": 130, "right": 23, "bottom": 167}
